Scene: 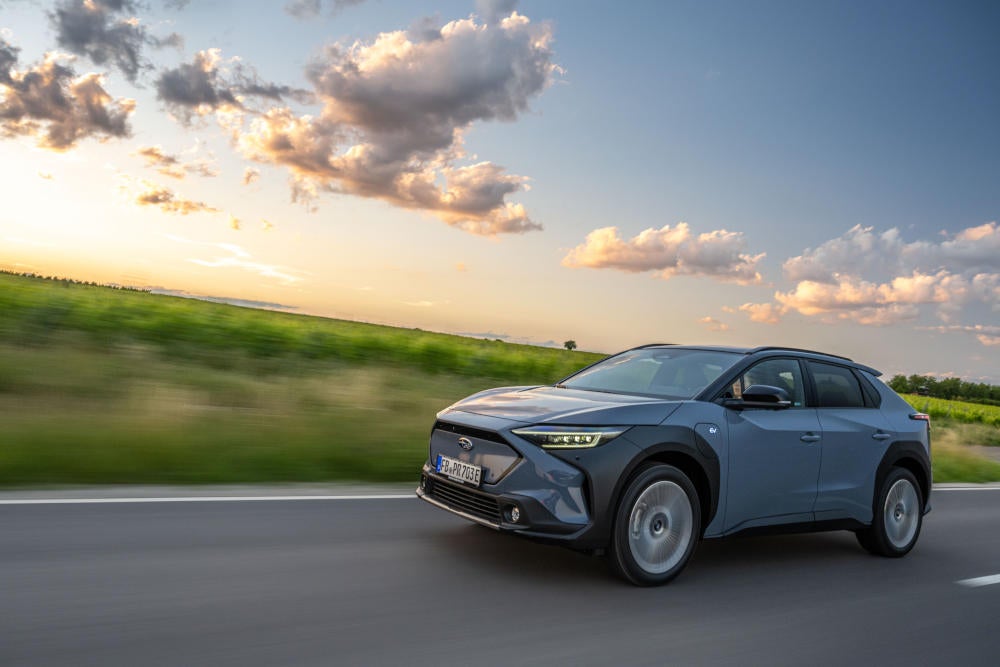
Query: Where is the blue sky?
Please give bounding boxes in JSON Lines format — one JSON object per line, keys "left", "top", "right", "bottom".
{"left": 1, "top": 0, "right": 998, "bottom": 381}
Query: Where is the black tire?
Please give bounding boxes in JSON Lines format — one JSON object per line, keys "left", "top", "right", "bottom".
{"left": 855, "top": 467, "right": 923, "bottom": 557}
{"left": 610, "top": 463, "right": 701, "bottom": 586}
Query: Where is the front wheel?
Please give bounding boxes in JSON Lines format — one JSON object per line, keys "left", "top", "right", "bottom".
{"left": 856, "top": 467, "right": 923, "bottom": 557}
{"left": 610, "top": 464, "right": 701, "bottom": 586}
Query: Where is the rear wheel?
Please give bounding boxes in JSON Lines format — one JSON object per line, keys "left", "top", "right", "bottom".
{"left": 610, "top": 464, "right": 701, "bottom": 586}
{"left": 856, "top": 467, "right": 923, "bottom": 557}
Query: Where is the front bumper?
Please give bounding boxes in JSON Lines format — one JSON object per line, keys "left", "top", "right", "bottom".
{"left": 415, "top": 410, "right": 643, "bottom": 549}
{"left": 417, "top": 467, "right": 588, "bottom": 538}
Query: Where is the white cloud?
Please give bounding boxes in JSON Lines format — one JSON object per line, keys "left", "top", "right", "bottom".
{"left": 165, "top": 234, "right": 300, "bottom": 284}
{"left": 782, "top": 224, "right": 903, "bottom": 283}
{"left": 562, "top": 222, "right": 764, "bottom": 284}
{"left": 742, "top": 223, "right": 1000, "bottom": 328}
{"left": 784, "top": 222, "right": 1000, "bottom": 283}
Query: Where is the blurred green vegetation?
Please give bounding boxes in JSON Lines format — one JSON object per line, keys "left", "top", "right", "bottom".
{"left": 0, "top": 273, "right": 602, "bottom": 485}
{"left": 1, "top": 273, "right": 998, "bottom": 484}
{"left": 902, "top": 394, "right": 1000, "bottom": 427}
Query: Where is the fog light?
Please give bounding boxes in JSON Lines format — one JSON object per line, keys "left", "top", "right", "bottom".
{"left": 508, "top": 506, "right": 521, "bottom": 523}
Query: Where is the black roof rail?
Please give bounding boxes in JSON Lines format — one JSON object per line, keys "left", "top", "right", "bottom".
{"left": 748, "top": 346, "right": 853, "bottom": 362}
{"left": 632, "top": 343, "right": 678, "bottom": 349}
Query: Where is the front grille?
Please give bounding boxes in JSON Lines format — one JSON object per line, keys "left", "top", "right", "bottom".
{"left": 433, "top": 420, "right": 509, "bottom": 445}
{"left": 426, "top": 477, "right": 502, "bottom": 525}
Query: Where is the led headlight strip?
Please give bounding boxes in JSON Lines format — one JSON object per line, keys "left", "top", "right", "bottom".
{"left": 511, "top": 426, "right": 628, "bottom": 449}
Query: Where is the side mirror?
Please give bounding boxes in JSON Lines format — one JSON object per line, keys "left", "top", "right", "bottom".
{"left": 724, "top": 384, "right": 792, "bottom": 410}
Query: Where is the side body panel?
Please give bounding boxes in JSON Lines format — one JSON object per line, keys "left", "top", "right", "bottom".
{"left": 722, "top": 407, "right": 822, "bottom": 533}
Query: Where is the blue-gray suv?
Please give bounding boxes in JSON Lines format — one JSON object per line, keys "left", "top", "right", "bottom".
{"left": 417, "top": 345, "right": 932, "bottom": 585}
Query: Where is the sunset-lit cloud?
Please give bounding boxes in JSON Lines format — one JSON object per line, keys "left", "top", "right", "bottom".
{"left": 772, "top": 271, "right": 963, "bottom": 326}
{"left": 738, "top": 302, "right": 785, "bottom": 324}
{"left": 0, "top": 39, "right": 134, "bottom": 150}
{"left": 562, "top": 222, "right": 764, "bottom": 284}
{"left": 134, "top": 145, "right": 217, "bottom": 179}
{"left": 698, "top": 316, "right": 729, "bottom": 332}
{"left": 242, "top": 167, "right": 260, "bottom": 185}
{"left": 237, "top": 10, "right": 554, "bottom": 235}
{"left": 132, "top": 179, "right": 219, "bottom": 215}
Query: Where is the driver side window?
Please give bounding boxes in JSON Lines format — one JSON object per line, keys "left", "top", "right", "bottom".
{"left": 733, "top": 359, "right": 806, "bottom": 407}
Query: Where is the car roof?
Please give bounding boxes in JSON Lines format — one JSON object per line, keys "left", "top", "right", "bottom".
{"left": 630, "top": 344, "right": 882, "bottom": 376}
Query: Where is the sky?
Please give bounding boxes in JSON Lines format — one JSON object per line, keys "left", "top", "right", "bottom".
{"left": 0, "top": 0, "right": 998, "bottom": 381}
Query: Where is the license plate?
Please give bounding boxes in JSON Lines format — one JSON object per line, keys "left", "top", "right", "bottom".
{"left": 436, "top": 454, "right": 482, "bottom": 487}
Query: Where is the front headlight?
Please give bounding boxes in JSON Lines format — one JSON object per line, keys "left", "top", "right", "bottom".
{"left": 511, "top": 425, "right": 629, "bottom": 449}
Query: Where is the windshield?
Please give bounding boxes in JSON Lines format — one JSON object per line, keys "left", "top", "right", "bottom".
{"left": 560, "top": 348, "right": 742, "bottom": 399}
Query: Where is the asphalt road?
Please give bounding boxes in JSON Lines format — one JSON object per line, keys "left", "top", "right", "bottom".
{"left": 2, "top": 488, "right": 1000, "bottom": 666}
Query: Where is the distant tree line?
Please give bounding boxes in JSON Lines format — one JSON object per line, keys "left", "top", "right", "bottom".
{"left": 887, "top": 374, "right": 1000, "bottom": 407}
{"left": 0, "top": 269, "right": 151, "bottom": 292}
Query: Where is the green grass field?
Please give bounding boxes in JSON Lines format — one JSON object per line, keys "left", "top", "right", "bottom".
{"left": 902, "top": 394, "right": 1000, "bottom": 427}
{"left": 0, "top": 273, "right": 602, "bottom": 485}
{"left": 1, "top": 272, "right": 998, "bottom": 485}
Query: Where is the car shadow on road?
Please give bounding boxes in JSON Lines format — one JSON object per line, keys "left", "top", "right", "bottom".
{"left": 430, "top": 524, "right": 869, "bottom": 588}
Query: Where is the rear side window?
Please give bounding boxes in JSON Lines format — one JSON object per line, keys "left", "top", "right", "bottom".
{"left": 808, "top": 361, "right": 866, "bottom": 408}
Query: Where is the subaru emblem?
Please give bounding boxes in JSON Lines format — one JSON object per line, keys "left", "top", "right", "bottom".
{"left": 458, "top": 437, "right": 474, "bottom": 451}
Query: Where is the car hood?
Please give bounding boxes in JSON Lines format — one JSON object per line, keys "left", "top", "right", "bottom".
{"left": 446, "top": 385, "right": 683, "bottom": 425}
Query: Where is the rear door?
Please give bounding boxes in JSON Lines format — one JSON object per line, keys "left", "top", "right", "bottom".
{"left": 807, "top": 361, "right": 894, "bottom": 524}
{"left": 722, "top": 358, "right": 822, "bottom": 532}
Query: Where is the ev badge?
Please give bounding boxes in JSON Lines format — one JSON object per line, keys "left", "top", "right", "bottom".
{"left": 457, "top": 437, "right": 474, "bottom": 451}
{"left": 708, "top": 426, "right": 718, "bottom": 435}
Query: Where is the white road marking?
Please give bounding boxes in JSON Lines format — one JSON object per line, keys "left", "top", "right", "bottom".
{"left": 956, "top": 574, "right": 1000, "bottom": 588}
{"left": 933, "top": 487, "right": 1000, "bottom": 491}
{"left": 0, "top": 494, "right": 415, "bottom": 505}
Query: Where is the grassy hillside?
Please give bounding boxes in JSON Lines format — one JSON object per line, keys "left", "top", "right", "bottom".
{"left": 0, "top": 273, "right": 601, "bottom": 383}
{"left": 1, "top": 273, "right": 998, "bottom": 485}
{"left": 0, "top": 273, "right": 602, "bottom": 485}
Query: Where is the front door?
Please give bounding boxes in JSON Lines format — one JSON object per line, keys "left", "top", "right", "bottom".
{"left": 722, "top": 358, "right": 822, "bottom": 532}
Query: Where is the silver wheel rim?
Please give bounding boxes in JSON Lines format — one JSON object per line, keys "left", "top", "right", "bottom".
{"left": 628, "top": 480, "right": 694, "bottom": 574}
{"left": 884, "top": 478, "right": 919, "bottom": 549}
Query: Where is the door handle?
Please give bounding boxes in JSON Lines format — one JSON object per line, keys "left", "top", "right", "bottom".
{"left": 872, "top": 432, "right": 892, "bottom": 441}
{"left": 800, "top": 433, "right": 821, "bottom": 443}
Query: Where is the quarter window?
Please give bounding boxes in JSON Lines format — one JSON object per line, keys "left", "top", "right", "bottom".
{"left": 808, "top": 361, "right": 866, "bottom": 408}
